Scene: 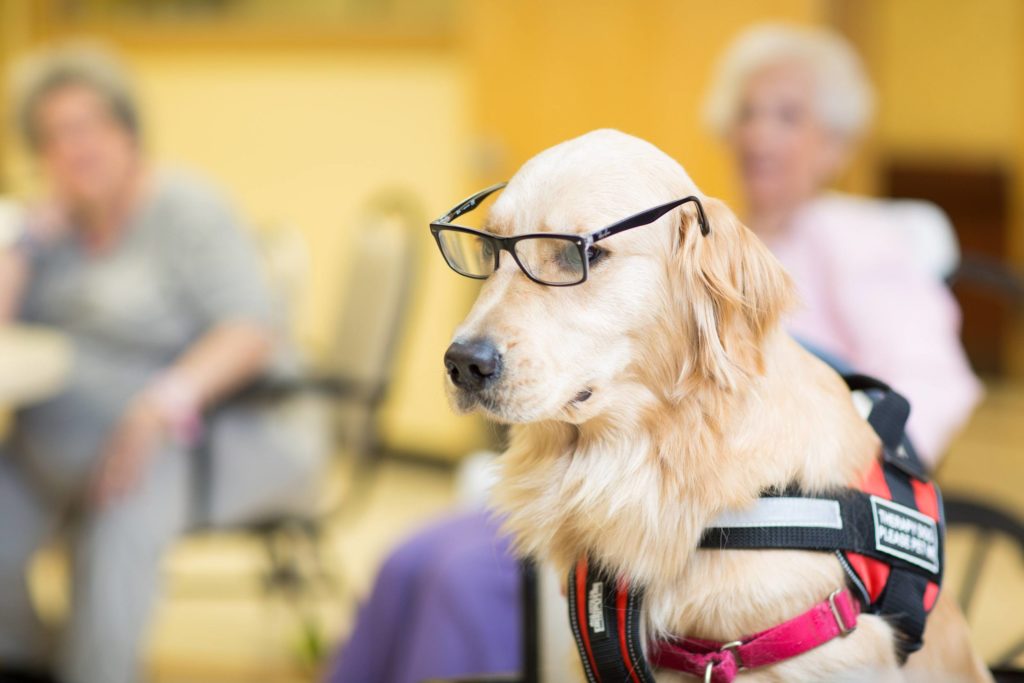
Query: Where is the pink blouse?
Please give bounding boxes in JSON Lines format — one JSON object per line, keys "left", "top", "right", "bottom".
{"left": 763, "top": 193, "right": 982, "bottom": 466}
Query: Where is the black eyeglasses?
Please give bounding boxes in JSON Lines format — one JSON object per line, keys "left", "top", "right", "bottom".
{"left": 429, "top": 183, "right": 710, "bottom": 286}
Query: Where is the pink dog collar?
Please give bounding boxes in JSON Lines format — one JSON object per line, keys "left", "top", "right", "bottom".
{"left": 650, "top": 588, "right": 860, "bottom": 682}
{"left": 568, "top": 558, "right": 860, "bottom": 683}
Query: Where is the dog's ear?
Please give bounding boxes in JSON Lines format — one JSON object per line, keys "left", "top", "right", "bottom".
{"left": 673, "top": 197, "right": 794, "bottom": 389}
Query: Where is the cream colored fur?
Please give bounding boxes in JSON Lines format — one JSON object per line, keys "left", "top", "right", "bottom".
{"left": 444, "top": 130, "right": 991, "bottom": 682}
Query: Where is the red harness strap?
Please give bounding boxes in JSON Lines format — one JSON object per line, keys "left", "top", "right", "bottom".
{"left": 650, "top": 589, "right": 860, "bottom": 683}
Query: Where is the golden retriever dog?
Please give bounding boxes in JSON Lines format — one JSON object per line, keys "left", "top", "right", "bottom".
{"left": 440, "top": 129, "right": 990, "bottom": 681}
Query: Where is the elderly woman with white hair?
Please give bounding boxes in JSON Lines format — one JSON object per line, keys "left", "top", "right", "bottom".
{"left": 705, "top": 24, "right": 981, "bottom": 466}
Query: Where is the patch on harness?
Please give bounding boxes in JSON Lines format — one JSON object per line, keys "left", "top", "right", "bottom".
{"left": 870, "top": 496, "right": 940, "bottom": 573}
{"left": 587, "top": 581, "right": 607, "bottom": 636}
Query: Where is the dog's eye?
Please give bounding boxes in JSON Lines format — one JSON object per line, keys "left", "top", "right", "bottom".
{"left": 586, "top": 246, "right": 606, "bottom": 265}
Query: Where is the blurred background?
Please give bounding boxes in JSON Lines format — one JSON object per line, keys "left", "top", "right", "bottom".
{"left": 0, "top": 1, "right": 1021, "bottom": 682}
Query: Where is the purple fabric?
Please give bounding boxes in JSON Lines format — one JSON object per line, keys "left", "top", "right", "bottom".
{"left": 326, "top": 510, "right": 520, "bottom": 683}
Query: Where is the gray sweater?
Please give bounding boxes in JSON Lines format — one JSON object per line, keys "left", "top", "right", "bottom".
{"left": 13, "top": 171, "right": 275, "bottom": 497}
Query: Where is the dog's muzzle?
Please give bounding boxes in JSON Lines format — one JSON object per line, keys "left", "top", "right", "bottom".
{"left": 444, "top": 338, "right": 502, "bottom": 392}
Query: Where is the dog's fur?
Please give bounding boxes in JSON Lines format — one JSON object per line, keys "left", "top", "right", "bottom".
{"left": 445, "top": 130, "right": 991, "bottom": 681}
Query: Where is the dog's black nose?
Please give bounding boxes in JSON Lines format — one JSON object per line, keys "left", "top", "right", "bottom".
{"left": 444, "top": 338, "right": 501, "bottom": 391}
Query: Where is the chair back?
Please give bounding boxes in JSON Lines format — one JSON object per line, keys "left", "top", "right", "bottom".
{"left": 327, "top": 191, "right": 421, "bottom": 451}
{"left": 256, "top": 222, "right": 311, "bottom": 338}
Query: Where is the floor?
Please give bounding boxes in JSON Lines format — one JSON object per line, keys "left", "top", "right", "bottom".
{"left": 147, "top": 461, "right": 458, "bottom": 683}
{"left": 27, "top": 458, "right": 458, "bottom": 683}
{"left": 27, "top": 380, "right": 1024, "bottom": 682}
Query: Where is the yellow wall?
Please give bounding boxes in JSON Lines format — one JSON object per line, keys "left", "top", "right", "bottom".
{"left": 840, "top": 0, "right": 1023, "bottom": 191}
{"left": 867, "top": 0, "right": 1022, "bottom": 164}
{"left": 462, "top": 0, "right": 827, "bottom": 206}
{"left": 0, "top": 0, "right": 34, "bottom": 186}
{"left": 136, "top": 50, "right": 486, "bottom": 456}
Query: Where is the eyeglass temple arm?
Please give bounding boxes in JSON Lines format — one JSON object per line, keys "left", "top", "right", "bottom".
{"left": 440, "top": 182, "right": 508, "bottom": 223}
{"left": 589, "top": 195, "right": 710, "bottom": 242}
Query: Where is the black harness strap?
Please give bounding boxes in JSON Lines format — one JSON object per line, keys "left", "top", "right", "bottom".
{"left": 568, "top": 560, "right": 655, "bottom": 683}
{"left": 844, "top": 374, "right": 929, "bottom": 482}
{"left": 844, "top": 374, "right": 909, "bottom": 449}
{"left": 699, "top": 492, "right": 941, "bottom": 581}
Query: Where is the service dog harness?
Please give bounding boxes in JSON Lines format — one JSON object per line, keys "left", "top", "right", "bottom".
{"left": 568, "top": 375, "right": 944, "bottom": 683}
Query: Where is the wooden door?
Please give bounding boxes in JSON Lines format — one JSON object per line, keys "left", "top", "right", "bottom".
{"left": 884, "top": 161, "right": 1012, "bottom": 375}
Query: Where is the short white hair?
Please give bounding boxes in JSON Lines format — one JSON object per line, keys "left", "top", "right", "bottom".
{"left": 703, "top": 24, "right": 875, "bottom": 140}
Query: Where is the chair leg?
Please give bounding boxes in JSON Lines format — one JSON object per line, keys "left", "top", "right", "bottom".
{"left": 258, "top": 520, "right": 343, "bottom": 668}
{"left": 261, "top": 524, "right": 305, "bottom": 593}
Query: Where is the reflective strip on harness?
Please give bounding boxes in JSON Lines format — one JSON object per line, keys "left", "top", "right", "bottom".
{"left": 710, "top": 497, "right": 843, "bottom": 529}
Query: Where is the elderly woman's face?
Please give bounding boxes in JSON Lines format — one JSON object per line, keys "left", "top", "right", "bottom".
{"left": 729, "top": 62, "right": 844, "bottom": 214}
{"left": 34, "top": 83, "right": 138, "bottom": 207}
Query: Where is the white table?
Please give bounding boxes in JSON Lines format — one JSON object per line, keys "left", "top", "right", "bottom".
{"left": 0, "top": 325, "right": 71, "bottom": 406}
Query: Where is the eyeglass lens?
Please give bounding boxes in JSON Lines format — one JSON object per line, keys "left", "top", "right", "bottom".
{"left": 512, "top": 237, "right": 585, "bottom": 285}
{"left": 435, "top": 229, "right": 496, "bottom": 278}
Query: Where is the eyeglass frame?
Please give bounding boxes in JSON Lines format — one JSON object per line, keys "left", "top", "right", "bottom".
{"left": 428, "top": 182, "right": 711, "bottom": 287}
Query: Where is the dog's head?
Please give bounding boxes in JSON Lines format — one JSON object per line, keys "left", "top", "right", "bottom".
{"left": 442, "top": 129, "right": 793, "bottom": 426}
